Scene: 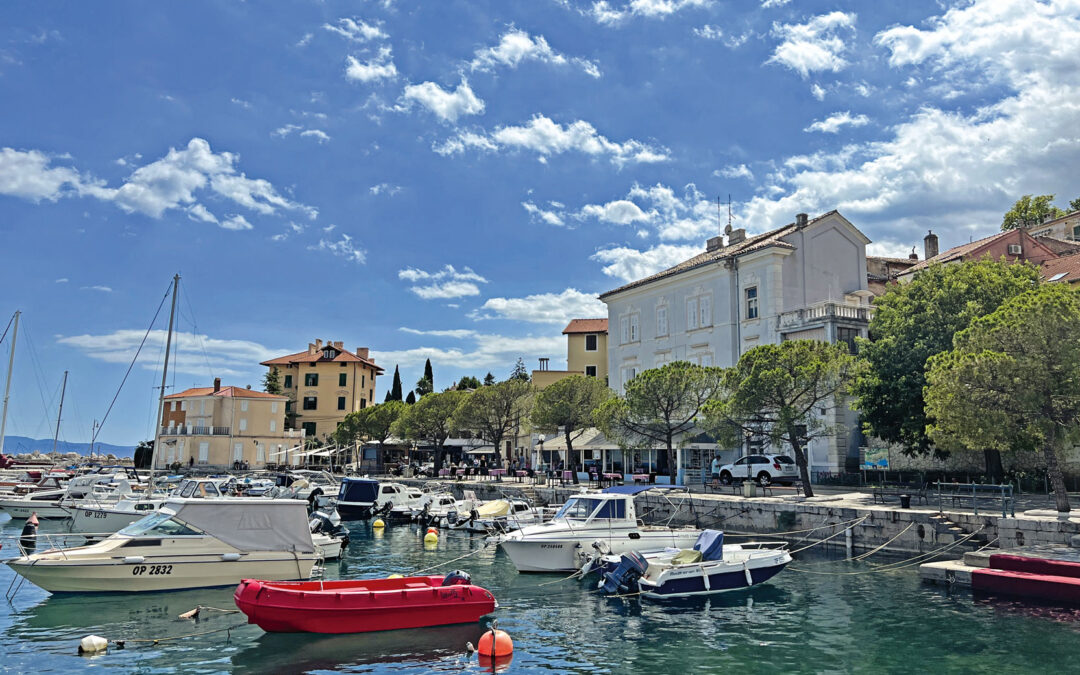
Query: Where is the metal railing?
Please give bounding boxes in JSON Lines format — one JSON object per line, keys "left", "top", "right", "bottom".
{"left": 160, "top": 426, "right": 231, "bottom": 436}
{"left": 778, "top": 301, "right": 873, "bottom": 329}
{"left": 935, "top": 482, "right": 1015, "bottom": 517}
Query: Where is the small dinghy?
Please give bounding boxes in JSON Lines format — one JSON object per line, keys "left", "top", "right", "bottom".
{"left": 598, "top": 530, "right": 791, "bottom": 599}
{"left": 234, "top": 570, "right": 497, "bottom": 633}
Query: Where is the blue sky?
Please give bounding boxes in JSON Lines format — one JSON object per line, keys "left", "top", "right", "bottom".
{"left": 1, "top": 0, "right": 1078, "bottom": 447}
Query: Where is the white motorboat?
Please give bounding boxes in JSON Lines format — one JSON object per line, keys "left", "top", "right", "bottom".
{"left": 595, "top": 530, "right": 792, "bottom": 598}
{"left": 387, "top": 485, "right": 425, "bottom": 521}
{"left": 414, "top": 491, "right": 477, "bottom": 527}
{"left": 66, "top": 478, "right": 232, "bottom": 534}
{"left": 309, "top": 508, "right": 349, "bottom": 560}
{"left": 498, "top": 487, "right": 701, "bottom": 572}
{"left": 6, "top": 497, "right": 318, "bottom": 593}
{"left": 451, "top": 498, "right": 543, "bottom": 534}
{"left": 0, "top": 470, "right": 143, "bottom": 519}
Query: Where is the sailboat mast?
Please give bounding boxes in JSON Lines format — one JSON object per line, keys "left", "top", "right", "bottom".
{"left": 0, "top": 310, "right": 20, "bottom": 457}
{"left": 149, "top": 275, "right": 180, "bottom": 490}
{"left": 51, "top": 370, "right": 68, "bottom": 455}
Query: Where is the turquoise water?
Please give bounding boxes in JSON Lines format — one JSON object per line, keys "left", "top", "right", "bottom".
{"left": 2, "top": 513, "right": 1080, "bottom": 674}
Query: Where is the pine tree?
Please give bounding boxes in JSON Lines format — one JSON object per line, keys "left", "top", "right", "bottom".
{"left": 262, "top": 367, "right": 282, "bottom": 395}
{"left": 483, "top": 372, "right": 495, "bottom": 386}
{"left": 391, "top": 365, "right": 403, "bottom": 401}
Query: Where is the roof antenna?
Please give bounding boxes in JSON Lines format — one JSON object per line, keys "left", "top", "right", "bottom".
{"left": 724, "top": 194, "right": 733, "bottom": 236}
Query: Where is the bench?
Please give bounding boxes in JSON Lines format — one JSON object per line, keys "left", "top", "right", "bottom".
{"left": 872, "top": 481, "right": 928, "bottom": 505}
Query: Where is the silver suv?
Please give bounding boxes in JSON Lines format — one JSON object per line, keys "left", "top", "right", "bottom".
{"left": 718, "top": 454, "right": 798, "bottom": 486}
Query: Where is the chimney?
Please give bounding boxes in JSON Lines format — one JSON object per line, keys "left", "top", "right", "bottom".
{"left": 728, "top": 228, "right": 746, "bottom": 245}
{"left": 214, "top": 377, "right": 221, "bottom": 393}
{"left": 333, "top": 341, "right": 343, "bottom": 350}
{"left": 315, "top": 338, "right": 323, "bottom": 350}
{"left": 795, "top": 213, "right": 808, "bottom": 228}
{"left": 307, "top": 342, "right": 316, "bottom": 354}
{"left": 924, "top": 230, "right": 939, "bottom": 260}
{"left": 356, "top": 347, "right": 369, "bottom": 360}
{"left": 706, "top": 236, "right": 724, "bottom": 252}
{"left": 909, "top": 247, "right": 918, "bottom": 261}
{"left": 539, "top": 357, "right": 549, "bottom": 371}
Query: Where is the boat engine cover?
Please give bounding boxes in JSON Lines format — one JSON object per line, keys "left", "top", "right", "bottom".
{"left": 442, "top": 570, "right": 472, "bottom": 586}
{"left": 600, "top": 551, "right": 648, "bottom": 595}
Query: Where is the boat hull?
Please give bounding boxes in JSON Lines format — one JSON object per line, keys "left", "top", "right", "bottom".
{"left": 7, "top": 554, "right": 317, "bottom": 593}
{"left": 336, "top": 502, "right": 374, "bottom": 520}
{"left": 640, "top": 560, "right": 789, "bottom": 598}
{"left": 234, "top": 576, "right": 496, "bottom": 633}
{"left": 0, "top": 499, "right": 73, "bottom": 519}
{"left": 501, "top": 528, "right": 700, "bottom": 572}
{"left": 67, "top": 505, "right": 152, "bottom": 534}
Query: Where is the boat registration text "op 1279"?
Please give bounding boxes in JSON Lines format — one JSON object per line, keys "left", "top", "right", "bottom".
{"left": 132, "top": 565, "right": 173, "bottom": 576}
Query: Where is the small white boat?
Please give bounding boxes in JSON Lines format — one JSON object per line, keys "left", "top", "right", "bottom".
{"left": 596, "top": 530, "right": 792, "bottom": 598}
{"left": 309, "top": 508, "right": 349, "bottom": 560}
{"left": 6, "top": 497, "right": 318, "bottom": 593}
{"left": 66, "top": 478, "right": 231, "bottom": 535}
{"left": 451, "top": 498, "right": 542, "bottom": 534}
{"left": 0, "top": 470, "right": 142, "bottom": 519}
{"left": 499, "top": 487, "right": 701, "bottom": 572}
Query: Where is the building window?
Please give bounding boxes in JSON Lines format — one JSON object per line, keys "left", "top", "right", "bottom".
{"left": 180, "top": 400, "right": 187, "bottom": 412}
{"left": 239, "top": 418, "right": 247, "bottom": 432}
{"left": 198, "top": 442, "right": 209, "bottom": 463}
{"left": 269, "top": 419, "right": 276, "bottom": 432}
{"left": 686, "top": 297, "right": 699, "bottom": 330}
{"left": 283, "top": 374, "right": 293, "bottom": 389}
{"left": 302, "top": 422, "right": 317, "bottom": 438}
{"left": 622, "top": 366, "right": 638, "bottom": 385}
{"left": 620, "top": 316, "right": 629, "bottom": 344}
{"left": 699, "top": 295, "right": 712, "bottom": 327}
{"left": 656, "top": 306, "right": 668, "bottom": 337}
{"left": 586, "top": 365, "right": 597, "bottom": 377}
{"left": 585, "top": 334, "right": 598, "bottom": 351}
{"left": 339, "top": 373, "right": 347, "bottom": 387}
{"left": 271, "top": 401, "right": 278, "bottom": 414}
{"left": 199, "top": 400, "right": 206, "bottom": 415}
{"left": 337, "top": 396, "right": 346, "bottom": 410}
{"left": 630, "top": 314, "right": 639, "bottom": 342}
{"left": 745, "top": 287, "right": 758, "bottom": 320}
{"left": 305, "top": 373, "right": 318, "bottom": 387}
{"left": 240, "top": 400, "right": 249, "bottom": 412}
{"left": 360, "top": 398, "right": 367, "bottom": 408}
{"left": 285, "top": 400, "right": 292, "bottom": 413}
{"left": 256, "top": 444, "right": 265, "bottom": 463}
{"left": 837, "top": 327, "right": 860, "bottom": 353}
{"left": 362, "top": 375, "right": 366, "bottom": 387}
{"left": 233, "top": 443, "right": 243, "bottom": 462}
{"left": 1073, "top": 224, "right": 1080, "bottom": 239}
{"left": 303, "top": 396, "right": 317, "bottom": 410}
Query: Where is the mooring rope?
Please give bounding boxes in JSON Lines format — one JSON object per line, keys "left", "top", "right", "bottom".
{"left": 117, "top": 621, "right": 248, "bottom": 646}
{"left": 788, "top": 516, "right": 870, "bottom": 554}
{"left": 412, "top": 541, "right": 493, "bottom": 575}
{"left": 723, "top": 514, "right": 867, "bottom": 538}
{"left": 787, "top": 526, "right": 985, "bottom": 576}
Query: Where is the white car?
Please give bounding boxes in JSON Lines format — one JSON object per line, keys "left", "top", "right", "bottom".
{"left": 718, "top": 454, "right": 798, "bottom": 486}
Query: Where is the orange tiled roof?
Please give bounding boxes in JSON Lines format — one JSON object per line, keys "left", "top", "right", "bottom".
{"left": 563, "top": 318, "right": 608, "bottom": 334}
{"left": 900, "top": 229, "right": 1057, "bottom": 276}
{"left": 599, "top": 212, "right": 839, "bottom": 299}
{"left": 1041, "top": 252, "right": 1080, "bottom": 284}
{"left": 261, "top": 347, "right": 384, "bottom": 373}
{"left": 165, "top": 386, "right": 287, "bottom": 399}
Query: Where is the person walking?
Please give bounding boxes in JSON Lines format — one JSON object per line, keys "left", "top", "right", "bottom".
{"left": 710, "top": 455, "right": 722, "bottom": 487}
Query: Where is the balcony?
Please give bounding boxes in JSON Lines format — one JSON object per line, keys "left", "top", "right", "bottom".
{"left": 160, "top": 426, "right": 231, "bottom": 437}
{"left": 778, "top": 301, "right": 873, "bottom": 331}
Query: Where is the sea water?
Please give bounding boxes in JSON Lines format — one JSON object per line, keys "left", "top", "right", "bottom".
{"left": 1, "top": 514, "right": 1079, "bottom": 674}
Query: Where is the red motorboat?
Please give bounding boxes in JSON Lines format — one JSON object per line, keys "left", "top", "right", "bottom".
{"left": 234, "top": 571, "right": 497, "bottom": 633}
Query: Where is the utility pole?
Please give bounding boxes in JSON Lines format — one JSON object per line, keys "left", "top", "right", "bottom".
{"left": 51, "top": 370, "right": 68, "bottom": 455}
{"left": 0, "top": 310, "right": 20, "bottom": 457}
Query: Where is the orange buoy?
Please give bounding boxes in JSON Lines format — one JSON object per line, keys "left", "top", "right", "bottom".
{"left": 426, "top": 526, "right": 438, "bottom": 534}
{"left": 477, "top": 623, "right": 513, "bottom": 658}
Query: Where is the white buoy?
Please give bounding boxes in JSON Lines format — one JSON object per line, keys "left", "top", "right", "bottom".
{"left": 79, "top": 635, "right": 108, "bottom": 654}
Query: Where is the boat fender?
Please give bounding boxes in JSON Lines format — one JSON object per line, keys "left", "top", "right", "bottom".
{"left": 222, "top": 553, "right": 242, "bottom": 562}
{"left": 388, "top": 573, "right": 404, "bottom": 578}
{"left": 743, "top": 562, "right": 753, "bottom": 586}
{"left": 78, "top": 635, "right": 108, "bottom": 655}
{"left": 122, "top": 556, "right": 145, "bottom": 564}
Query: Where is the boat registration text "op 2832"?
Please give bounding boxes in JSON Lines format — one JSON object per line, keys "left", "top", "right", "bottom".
{"left": 132, "top": 565, "right": 173, "bottom": 576}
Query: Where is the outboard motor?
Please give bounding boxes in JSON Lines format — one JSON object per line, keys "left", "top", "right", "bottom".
{"left": 446, "top": 509, "right": 459, "bottom": 526}
{"left": 442, "top": 570, "right": 472, "bottom": 586}
{"left": 600, "top": 552, "right": 648, "bottom": 596}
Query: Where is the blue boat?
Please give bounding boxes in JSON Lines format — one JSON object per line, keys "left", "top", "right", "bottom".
{"left": 335, "top": 478, "right": 379, "bottom": 520}
{"left": 599, "top": 530, "right": 791, "bottom": 599}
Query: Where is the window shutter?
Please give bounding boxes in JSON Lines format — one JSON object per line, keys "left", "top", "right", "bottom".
{"left": 686, "top": 298, "right": 698, "bottom": 330}
{"left": 657, "top": 307, "right": 667, "bottom": 336}
{"left": 700, "top": 295, "right": 711, "bottom": 327}
{"left": 621, "top": 317, "right": 630, "bottom": 344}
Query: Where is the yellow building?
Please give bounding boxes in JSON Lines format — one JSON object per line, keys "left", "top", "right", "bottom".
{"left": 531, "top": 318, "right": 609, "bottom": 389}
{"left": 157, "top": 378, "right": 302, "bottom": 469}
{"left": 260, "top": 339, "right": 384, "bottom": 442}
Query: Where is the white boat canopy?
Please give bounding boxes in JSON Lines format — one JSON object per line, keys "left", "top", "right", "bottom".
{"left": 159, "top": 498, "right": 315, "bottom": 554}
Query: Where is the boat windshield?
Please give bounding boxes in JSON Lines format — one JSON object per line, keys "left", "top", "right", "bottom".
{"left": 554, "top": 497, "right": 603, "bottom": 520}
{"left": 118, "top": 511, "right": 202, "bottom": 537}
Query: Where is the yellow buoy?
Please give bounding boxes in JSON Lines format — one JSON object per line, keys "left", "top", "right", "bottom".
{"left": 388, "top": 573, "right": 404, "bottom": 579}
{"left": 423, "top": 531, "right": 438, "bottom": 545}
{"left": 372, "top": 518, "right": 385, "bottom": 529}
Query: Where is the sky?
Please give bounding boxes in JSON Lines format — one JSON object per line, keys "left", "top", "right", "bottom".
{"left": 1, "top": 0, "right": 1079, "bottom": 447}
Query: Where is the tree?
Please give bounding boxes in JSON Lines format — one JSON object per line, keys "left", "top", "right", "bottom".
{"left": 390, "top": 366, "right": 403, "bottom": 401}
{"left": 594, "top": 361, "right": 723, "bottom": 479}
{"left": 532, "top": 375, "right": 614, "bottom": 464}
{"left": 706, "top": 341, "right": 857, "bottom": 497}
{"left": 394, "top": 390, "right": 467, "bottom": 472}
{"left": 1070, "top": 197, "right": 1080, "bottom": 212}
{"left": 133, "top": 440, "right": 154, "bottom": 469}
{"left": 415, "top": 376, "right": 433, "bottom": 398}
{"left": 925, "top": 285, "right": 1080, "bottom": 513}
{"left": 453, "top": 379, "right": 532, "bottom": 464}
{"left": 851, "top": 258, "right": 1040, "bottom": 477}
{"left": 1001, "top": 194, "right": 1065, "bottom": 230}
{"left": 405, "top": 390, "right": 417, "bottom": 404}
{"left": 334, "top": 401, "right": 406, "bottom": 448}
{"left": 483, "top": 372, "right": 496, "bottom": 386}
{"left": 456, "top": 375, "right": 482, "bottom": 390}
{"left": 384, "top": 389, "right": 392, "bottom": 403}
{"left": 423, "top": 359, "right": 434, "bottom": 390}
{"left": 262, "top": 367, "right": 282, "bottom": 395}
{"left": 509, "top": 358, "right": 530, "bottom": 383}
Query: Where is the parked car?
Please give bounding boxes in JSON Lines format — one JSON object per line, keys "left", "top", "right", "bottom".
{"left": 718, "top": 454, "right": 798, "bottom": 486}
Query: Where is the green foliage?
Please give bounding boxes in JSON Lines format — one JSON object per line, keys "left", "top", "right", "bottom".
{"left": 390, "top": 366, "right": 403, "bottom": 401}
{"left": 925, "top": 284, "right": 1080, "bottom": 512}
{"left": 453, "top": 379, "right": 532, "bottom": 462}
{"left": 333, "top": 401, "right": 406, "bottom": 446}
{"left": 405, "top": 390, "right": 417, "bottom": 404}
{"left": 705, "top": 340, "right": 857, "bottom": 497}
{"left": 851, "top": 258, "right": 1040, "bottom": 456}
{"left": 483, "top": 372, "right": 496, "bottom": 386}
{"left": 262, "top": 367, "right": 282, "bottom": 395}
{"left": 394, "top": 390, "right": 468, "bottom": 471}
{"left": 1001, "top": 194, "right": 1065, "bottom": 230}
{"left": 532, "top": 375, "right": 614, "bottom": 456}
{"left": 415, "top": 376, "right": 433, "bottom": 398}
{"left": 383, "top": 389, "right": 392, "bottom": 403}
{"left": 594, "top": 361, "right": 723, "bottom": 477}
{"left": 423, "top": 359, "right": 434, "bottom": 388}
{"left": 1071, "top": 197, "right": 1080, "bottom": 212}
{"left": 509, "top": 358, "right": 530, "bottom": 383}
{"left": 456, "top": 375, "right": 482, "bottom": 390}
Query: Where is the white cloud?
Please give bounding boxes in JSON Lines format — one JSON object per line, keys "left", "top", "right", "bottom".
{"left": 230, "top": 97, "right": 252, "bottom": 109}
{"left": 370, "top": 183, "right": 402, "bottom": 196}
{"left": 435, "top": 114, "right": 670, "bottom": 166}
{"left": 272, "top": 124, "right": 302, "bottom": 138}
{"left": 372, "top": 331, "right": 565, "bottom": 370}
{"left": 400, "top": 79, "right": 485, "bottom": 123}
{"left": 399, "top": 327, "right": 477, "bottom": 339}
{"left": 576, "top": 182, "right": 717, "bottom": 240}
{"left": 805, "top": 111, "right": 870, "bottom": 133}
{"left": 296, "top": 33, "right": 313, "bottom": 47}
{"left": 716, "top": 164, "right": 753, "bottom": 180}
{"left": 80, "top": 285, "right": 113, "bottom": 293}
{"left": 522, "top": 201, "right": 566, "bottom": 227}
{"left": 579, "top": 199, "right": 650, "bottom": 225}
{"left": 55, "top": 278, "right": 68, "bottom": 283}
{"left": 274, "top": 125, "right": 330, "bottom": 144}
{"left": 591, "top": 243, "right": 701, "bottom": 282}
{"left": 761, "top": 0, "right": 791, "bottom": 7}
{"left": 0, "top": 147, "right": 91, "bottom": 202}
{"left": 469, "top": 28, "right": 600, "bottom": 78}
{"left": 810, "top": 83, "right": 826, "bottom": 100}
{"left": 867, "top": 241, "right": 918, "bottom": 259}
{"left": 588, "top": 0, "right": 713, "bottom": 26}
{"left": 220, "top": 214, "right": 253, "bottom": 231}
{"left": 767, "top": 11, "right": 856, "bottom": 78}
{"left": 323, "top": 18, "right": 387, "bottom": 43}
{"left": 300, "top": 129, "right": 331, "bottom": 143}
{"left": 186, "top": 203, "right": 218, "bottom": 224}
{"left": 471, "top": 288, "right": 606, "bottom": 324}
{"left": 345, "top": 46, "right": 398, "bottom": 83}
{"left": 58, "top": 329, "right": 280, "bottom": 378}
{"left": 309, "top": 233, "right": 366, "bottom": 264}
{"left": 398, "top": 264, "right": 488, "bottom": 299}
{"left": 693, "top": 25, "right": 724, "bottom": 40}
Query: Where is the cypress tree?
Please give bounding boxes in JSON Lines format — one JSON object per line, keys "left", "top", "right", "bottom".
{"left": 423, "top": 358, "right": 434, "bottom": 390}
{"left": 405, "top": 390, "right": 416, "bottom": 404}
{"left": 391, "top": 365, "right": 403, "bottom": 401}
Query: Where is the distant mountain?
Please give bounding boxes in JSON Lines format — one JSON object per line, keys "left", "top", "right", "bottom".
{"left": 2, "top": 435, "right": 135, "bottom": 458}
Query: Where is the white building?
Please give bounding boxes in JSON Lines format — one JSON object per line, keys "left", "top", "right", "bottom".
{"left": 599, "top": 211, "right": 874, "bottom": 474}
